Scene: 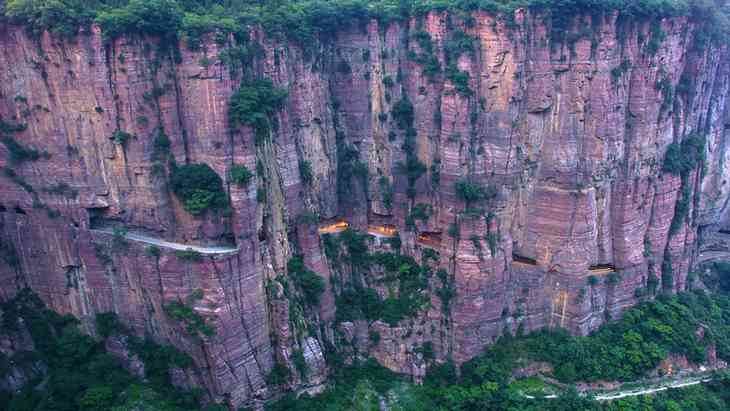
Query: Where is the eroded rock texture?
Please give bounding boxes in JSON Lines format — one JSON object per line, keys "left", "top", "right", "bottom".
{"left": 1, "top": 10, "right": 730, "bottom": 408}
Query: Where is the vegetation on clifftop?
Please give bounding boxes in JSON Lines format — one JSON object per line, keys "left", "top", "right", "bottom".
{"left": 3, "top": 0, "right": 729, "bottom": 49}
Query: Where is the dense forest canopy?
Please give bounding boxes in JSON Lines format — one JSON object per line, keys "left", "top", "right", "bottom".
{"left": 2, "top": 0, "right": 729, "bottom": 46}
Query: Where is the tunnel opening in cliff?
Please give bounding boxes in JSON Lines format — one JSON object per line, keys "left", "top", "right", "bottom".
{"left": 219, "top": 232, "right": 236, "bottom": 247}
{"left": 417, "top": 232, "right": 442, "bottom": 248}
{"left": 87, "top": 206, "right": 113, "bottom": 229}
{"left": 512, "top": 253, "right": 538, "bottom": 266}
{"left": 13, "top": 206, "right": 26, "bottom": 215}
{"left": 318, "top": 219, "right": 349, "bottom": 234}
{"left": 368, "top": 224, "right": 398, "bottom": 237}
{"left": 0, "top": 204, "right": 6, "bottom": 213}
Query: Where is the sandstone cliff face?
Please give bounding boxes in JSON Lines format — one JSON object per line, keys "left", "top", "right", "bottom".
{"left": 1, "top": 9, "right": 729, "bottom": 408}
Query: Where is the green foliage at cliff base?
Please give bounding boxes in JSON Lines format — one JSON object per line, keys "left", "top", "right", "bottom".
{"left": 0, "top": 289, "right": 205, "bottom": 411}
{"left": 269, "top": 288, "right": 730, "bottom": 410}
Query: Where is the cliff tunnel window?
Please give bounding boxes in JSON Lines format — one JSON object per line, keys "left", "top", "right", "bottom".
{"left": 0, "top": 204, "right": 6, "bottom": 212}
{"left": 221, "top": 232, "right": 236, "bottom": 247}
{"left": 368, "top": 224, "right": 398, "bottom": 237}
{"left": 318, "top": 219, "right": 349, "bottom": 234}
{"left": 417, "top": 232, "right": 442, "bottom": 248}
{"left": 13, "top": 206, "right": 26, "bottom": 215}
{"left": 512, "top": 253, "right": 537, "bottom": 266}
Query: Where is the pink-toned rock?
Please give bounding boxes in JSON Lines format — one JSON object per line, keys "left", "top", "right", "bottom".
{"left": 0, "top": 9, "right": 729, "bottom": 408}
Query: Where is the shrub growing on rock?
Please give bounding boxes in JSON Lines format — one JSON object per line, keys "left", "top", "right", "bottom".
{"left": 298, "top": 160, "right": 313, "bottom": 185}
{"left": 228, "top": 79, "right": 287, "bottom": 144}
{"left": 164, "top": 297, "right": 215, "bottom": 338}
{"left": 229, "top": 164, "right": 254, "bottom": 187}
{"left": 1, "top": 136, "right": 44, "bottom": 163}
{"left": 111, "top": 130, "right": 133, "bottom": 147}
{"left": 145, "top": 245, "right": 161, "bottom": 258}
{"left": 391, "top": 97, "right": 414, "bottom": 130}
{"left": 152, "top": 129, "right": 171, "bottom": 160}
{"left": 266, "top": 362, "right": 291, "bottom": 386}
{"left": 292, "top": 349, "right": 308, "bottom": 376}
{"left": 288, "top": 256, "right": 325, "bottom": 307}
{"left": 169, "top": 163, "right": 228, "bottom": 215}
{"left": 0, "top": 238, "right": 20, "bottom": 268}
{"left": 662, "top": 134, "right": 706, "bottom": 176}
{"left": 455, "top": 179, "right": 484, "bottom": 202}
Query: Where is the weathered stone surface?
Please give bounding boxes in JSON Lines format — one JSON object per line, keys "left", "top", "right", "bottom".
{"left": 0, "top": 326, "right": 43, "bottom": 392}
{"left": 1, "top": 9, "right": 730, "bottom": 408}
{"left": 105, "top": 335, "right": 145, "bottom": 379}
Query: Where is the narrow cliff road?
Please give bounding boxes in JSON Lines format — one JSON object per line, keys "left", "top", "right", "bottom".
{"left": 592, "top": 376, "right": 712, "bottom": 401}
{"left": 522, "top": 374, "right": 713, "bottom": 401}
{"left": 697, "top": 232, "right": 730, "bottom": 264}
{"left": 697, "top": 251, "right": 730, "bottom": 264}
{"left": 91, "top": 228, "right": 239, "bottom": 254}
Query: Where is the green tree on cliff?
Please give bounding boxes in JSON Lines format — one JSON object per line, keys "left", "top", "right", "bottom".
{"left": 169, "top": 163, "right": 228, "bottom": 215}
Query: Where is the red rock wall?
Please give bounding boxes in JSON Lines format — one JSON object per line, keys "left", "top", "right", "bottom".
{"left": 1, "top": 10, "right": 730, "bottom": 408}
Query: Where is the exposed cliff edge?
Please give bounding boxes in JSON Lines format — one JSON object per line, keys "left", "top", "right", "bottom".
{"left": 1, "top": 7, "right": 730, "bottom": 408}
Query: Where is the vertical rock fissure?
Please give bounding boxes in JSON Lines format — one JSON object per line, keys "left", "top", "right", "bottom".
{"left": 154, "top": 254, "right": 164, "bottom": 300}
{"left": 132, "top": 257, "right": 158, "bottom": 333}
{"left": 104, "top": 42, "right": 122, "bottom": 131}
{"left": 169, "top": 53, "right": 191, "bottom": 163}
{"left": 213, "top": 257, "right": 266, "bottom": 380}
